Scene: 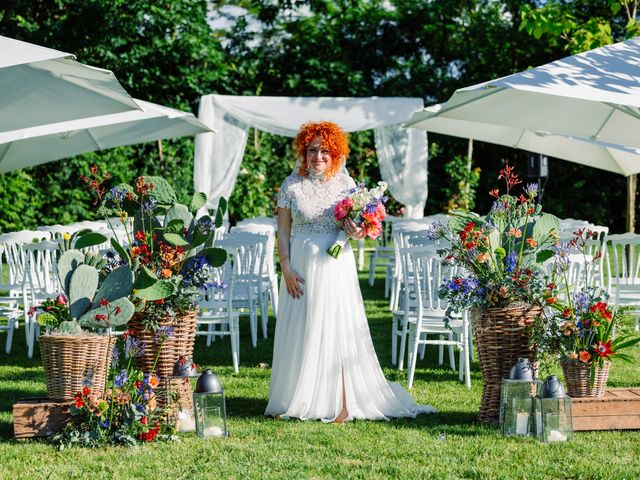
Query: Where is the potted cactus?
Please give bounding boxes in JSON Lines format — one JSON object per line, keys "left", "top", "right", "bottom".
{"left": 36, "top": 230, "right": 135, "bottom": 401}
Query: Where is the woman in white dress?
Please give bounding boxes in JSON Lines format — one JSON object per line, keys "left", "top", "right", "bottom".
{"left": 265, "top": 121, "right": 436, "bottom": 423}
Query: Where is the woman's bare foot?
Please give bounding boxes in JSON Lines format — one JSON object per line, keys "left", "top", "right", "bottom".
{"left": 332, "top": 369, "right": 348, "bottom": 424}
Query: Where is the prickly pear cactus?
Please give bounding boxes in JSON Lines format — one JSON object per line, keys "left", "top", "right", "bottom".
{"left": 57, "top": 250, "right": 85, "bottom": 294}
{"left": 93, "top": 266, "right": 134, "bottom": 304}
{"left": 68, "top": 264, "right": 99, "bottom": 319}
{"left": 79, "top": 297, "right": 135, "bottom": 329}
{"left": 146, "top": 176, "right": 177, "bottom": 205}
{"left": 57, "top": 319, "right": 83, "bottom": 334}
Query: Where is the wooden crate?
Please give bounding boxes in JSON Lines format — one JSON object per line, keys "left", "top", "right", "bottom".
{"left": 571, "top": 388, "right": 640, "bottom": 431}
{"left": 13, "top": 398, "right": 74, "bottom": 439}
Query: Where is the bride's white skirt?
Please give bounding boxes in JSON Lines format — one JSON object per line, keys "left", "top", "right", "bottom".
{"left": 265, "top": 233, "right": 436, "bottom": 421}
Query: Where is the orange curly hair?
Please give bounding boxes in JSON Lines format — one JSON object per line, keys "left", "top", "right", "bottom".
{"left": 294, "top": 121, "right": 350, "bottom": 178}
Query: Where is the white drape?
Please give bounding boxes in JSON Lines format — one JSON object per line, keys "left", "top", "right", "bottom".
{"left": 194, "top": 95, "right": 427, "bottom": 217}
{"left": 374, "top": 125, "right": 428, "bottom": 218}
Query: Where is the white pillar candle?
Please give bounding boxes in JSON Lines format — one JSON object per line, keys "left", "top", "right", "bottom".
{"left": 203, "top": 426, "right": 224, "bottom": 437}
{"left": 547, "top": 429, "right": 567, "bottom": 442}
{"left": 515, "top": 412, "right": 529, "bottom": 435}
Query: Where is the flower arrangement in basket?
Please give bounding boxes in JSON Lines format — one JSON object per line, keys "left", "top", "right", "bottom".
{"left": 327, "top": 181, "right": 388, "bottom": 258}
{"left": 433, "top": 165, "right": 559, "bottom": 316}
{"left": 532, "top": 228, "right": 640, "bottom": 396}
{"left": 52, "top": 331, "right": 177, "bottom": 448}
{"left": 81, "top": 167, "right": 228, "bottom": 331}
{"left": 430, "top": 165, "right": 560, "bottom": 422}
{"left": 32, "top": 231, "right": 136, "bottom": 400}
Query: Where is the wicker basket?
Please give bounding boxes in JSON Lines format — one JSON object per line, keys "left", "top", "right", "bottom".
{"left": 128, "top": 310, "right": 198, "bottom": 379}
{"left": 40, "top": 334, "right": 116, "bottom": 401}
{"left": 561, "top": 359, "right": 610, "bottom": 397}
{"left": 472, "top": 305, "right": 541, "bottom": 423}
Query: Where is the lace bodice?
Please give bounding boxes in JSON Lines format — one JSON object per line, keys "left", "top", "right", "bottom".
{"left": 278, "top": 172, "right": 356, "bottom": 234}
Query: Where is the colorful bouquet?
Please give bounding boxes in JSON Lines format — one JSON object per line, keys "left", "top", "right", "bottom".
{"left": 532, "top": 228, "right": 640, "bottom": 378}
{"left": 327, "top": 181, "right": 388, "bottom": 258}
{"left": 82, "top": 166, "right": 227, "bottom": 330}
{"left": 53, "top": 330, "right": 177, "bottom": 448}
{"left": 434, "top": 165, "right": 560, "bottom": 317}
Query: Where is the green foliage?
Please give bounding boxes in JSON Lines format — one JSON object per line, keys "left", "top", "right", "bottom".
{"left": 443, "top": 154, "right": 481, "bottom": 212}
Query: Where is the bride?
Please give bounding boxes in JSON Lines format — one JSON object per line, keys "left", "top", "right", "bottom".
{"left": 265, "top": 121, "right": 436, "bottom": 423}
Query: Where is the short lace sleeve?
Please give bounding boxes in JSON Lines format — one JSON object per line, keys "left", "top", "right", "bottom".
{"left": 277, "top": 176, "right": 293, "bottom": 209}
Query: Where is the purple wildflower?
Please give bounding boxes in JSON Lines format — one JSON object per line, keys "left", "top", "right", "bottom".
{"left": 155, "top": 325, "right": 175, "bottom": 342}
{"left": 114, "top": 369, "right": 128, "bottom": 388}
{"left": 504, "top": 253, "right": 518, "bottom": 273}
{"left": 141, "top": 198, "right": 157, "bottom": 215}
{"left": 554, "top": 242, "right": 572, "bottom": 274}
{"left": 524, "top": 183, "right": 539, "bottom": 199}
{"left": 125, "top": 336, "right": 146, "bottom": 358}
{"left": 108, "top": 187, "right": 127, "bottom": 203}
{"left": 425, "top": 220, "right": 446, "bottom": 241}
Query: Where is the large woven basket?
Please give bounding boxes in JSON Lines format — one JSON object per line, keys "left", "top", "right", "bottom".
{"left": 40, "top": 334, "right": 116, "bottom": 401}
{"left": 472, "top": 305, "right": 540, "bottom": 423}
{"left": 128, "top": 310, "right": 198, "bottom": 379}
{"left": 561, "top": 359, "right": 610, "bottom": 397}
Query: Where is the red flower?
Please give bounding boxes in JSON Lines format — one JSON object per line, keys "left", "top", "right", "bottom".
{"left": 141, "top": 416, "right": 148, "bottom": 426}
{"left": 74, "top": 393, "right": 85, "bottom": 408}
{"left": 465, "top": 242, "right": 476, "bottom": 250}
{"left": 527, "top": 207, "right": 534, "bottom": 215}
{"left": 489, "top": 189, "right": 499, "bottom": 198}
{"left": 90, "top": 165, "right": 98, "bottom": 174}
{"left": 596, "top": 340, "right": 614, "bottom": 358}
{"left": 99, "top": 298, "right": 109, "bottom": 307}
{"left": 94, "top": 313, "right": 107, "bottom": 323}
{"left": 562, "top": 308, "right": 572, "bottom": 318}
{"left": 82, "top": 386, "right": 91, "bottom": 396}
{"left": 154, "top": 299, "right": 165, "bottom": 305}
{"left": 114, "top": 306, "right": 122, "bottom": 315}
{"left": 135, "top": 230, "right": 147, "bottom": 242}
{"left": 546, "top": 297, "right": 555, "bottom": 304}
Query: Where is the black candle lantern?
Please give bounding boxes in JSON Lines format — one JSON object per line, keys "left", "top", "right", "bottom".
{"left": 535, "top": 375, "right": 573, "bottom": 443}
{"left": 500, "top": 358, "right": 541, "bottom": 436}
{"left": 193, "top": 369, "right": 228, "bottom": 438}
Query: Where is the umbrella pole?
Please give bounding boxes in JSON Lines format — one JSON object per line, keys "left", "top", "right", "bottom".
{"left": 627, "top": 174, "right": 637, "bottom": 233}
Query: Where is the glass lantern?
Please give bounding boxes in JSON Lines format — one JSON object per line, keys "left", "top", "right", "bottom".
{"left": 193, "top": 368, "right": 228, "bottom": 438}
{"left": 171, "top": 356, "right": 199, "bottom": 433}
{"left": 500, "top": 358, "right": 541, "bottom": 436}
{"left": 534, "top": 375, "right": 573, "bottom": 443}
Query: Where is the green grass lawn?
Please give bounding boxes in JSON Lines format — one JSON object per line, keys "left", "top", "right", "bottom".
{"left": 1, "top": 256, "right": 640, "bottom": 480}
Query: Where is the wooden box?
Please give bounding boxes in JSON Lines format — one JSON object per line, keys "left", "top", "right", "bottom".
{"left": 13, "top": 398, "right": 74, "bottom": 439}
{"left": 571, "top": 388, "right": 640, "bottom": 431}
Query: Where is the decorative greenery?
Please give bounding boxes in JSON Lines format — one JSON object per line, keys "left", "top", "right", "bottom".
{"left": 82, "top": 166, "right": 227, "bottom": 330}
{"left": 31, "top": 230, "right": 135, "bottom": 333}
{"left": 532, "top": 228, "right": 640, "bottom": 379}
{"left": 443, "top": 153, "right": 481, "bottom": 213}
{"left": 52, "top": 333, "right": 176, "bottom": 448}
{"left": 434, "top": 165, "right": 560, "bottom": 317}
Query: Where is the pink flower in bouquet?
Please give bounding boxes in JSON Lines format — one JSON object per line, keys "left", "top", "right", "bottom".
{"left": 335, "top": 198, "right": 353, "bottom": 221}
{"left": 374, "top": 202, "right": 386, "bottom": 220}
{"left": 365, "top": 219, "right": 382, "bottom": 239}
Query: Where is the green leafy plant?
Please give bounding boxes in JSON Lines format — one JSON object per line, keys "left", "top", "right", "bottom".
{"left": 32, "top": 230, "right": 135, "bottom": 333}
{"left": 82, "top": 166, "right": 227, "bottom": 330}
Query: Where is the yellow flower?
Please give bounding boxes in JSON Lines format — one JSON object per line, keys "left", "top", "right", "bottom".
{"left": 63, "top": 233, "right": 71, "bottom": 240}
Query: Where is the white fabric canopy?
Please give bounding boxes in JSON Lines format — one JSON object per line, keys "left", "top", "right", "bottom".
{"left": 408, "top": 104, "right": 640, "bottom": 176}
{"left": 0, "top": 99, "right": 212, "bottom": 173}
{"left": 0, "top": 36, "right": 140, "bottom": 133}
{"left": 417, "top": 37, "right": 640, "bottom": 150}
{"left": 194, "top": 95, "right": 427, "bottom": 217}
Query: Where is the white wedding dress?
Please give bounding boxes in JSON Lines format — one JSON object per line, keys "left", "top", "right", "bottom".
{"left": 265, "top": 171, "right": 436, "bottom": 421}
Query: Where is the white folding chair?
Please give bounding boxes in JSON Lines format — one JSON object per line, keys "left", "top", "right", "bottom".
{"left": 606, "top": 233, "right": 640, "bottom": 331}
{"left": 0, "top": 245, "right": 20, "bottom": 354}
{"left": 216, "top": 235, "right": 264, "bottom": 347}
{"left": 196, "top": 260, "right": 240, "bottom": 373}
{"left": 405, "top": 248, "right": 471, "bottom": 388}
{"left": 230, "top": 224, "right": 279, "bottom": 319}
{"left": 368, "top": 215, "right": 397, "bottom": 287}
{"left": 22, "top": 241, "right": 62, "bottom": 357}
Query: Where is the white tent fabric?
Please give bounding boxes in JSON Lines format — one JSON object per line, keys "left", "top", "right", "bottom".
{"left": 0, "top": 99, "right": 212, "bottom": 173}
{"left": 418, "top": 37, "right": 640, "bottom": 150}
{"left": 0, "top": 36, "right": 140, "bottom": 133}
{"left": 407, "top": 104, "right": 640, "bottom": 176}
{"left": 194, "top": 95, "right": 427, "bottom": 216}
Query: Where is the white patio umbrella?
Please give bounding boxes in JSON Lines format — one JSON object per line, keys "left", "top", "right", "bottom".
{"left": 407, "top": 104, "right": 640, "bottom": 176}
{"left": 413, "top": 37, "right": 640, "bottom": 149}
{"left": 0, "top": 36, "right": 140, "bottom": 133}
{"left": 0, "top": 99, "right": 213, "bottom": 173}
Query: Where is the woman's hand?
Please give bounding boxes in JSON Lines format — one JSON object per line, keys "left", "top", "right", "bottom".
{"left": 282, "top": 266, "right": 305, "bottom": 299}
{"left": 344, "top": 218, "right": 366, "bottom": 240}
